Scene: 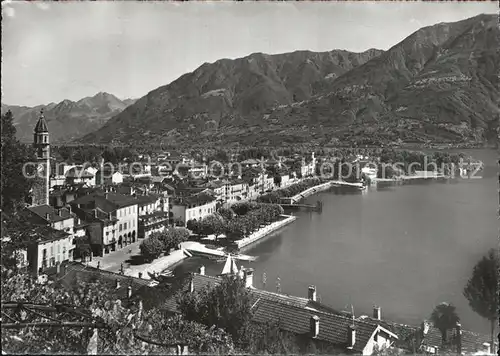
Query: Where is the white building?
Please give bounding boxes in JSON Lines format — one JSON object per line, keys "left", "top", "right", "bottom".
{"left": 96, "top": 169, "right": 124, "bottom": 186}
{"left": 171, "top": 194, "right": 217, "bottom": 225}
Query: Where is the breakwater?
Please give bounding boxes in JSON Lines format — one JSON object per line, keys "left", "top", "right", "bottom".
{"left": 235, "top": 215, "right": 297, "bottom": 249}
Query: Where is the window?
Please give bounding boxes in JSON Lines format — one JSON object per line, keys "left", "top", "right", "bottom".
{"left": 119, "top": 224, "right": 122, "bottom": 231}
{"left": 124, "top": 222, "right": 127, "bottom": 230}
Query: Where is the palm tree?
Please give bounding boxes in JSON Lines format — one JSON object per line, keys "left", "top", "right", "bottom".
{"left": 430, "top": 302, "right": 460, "bottom": 348}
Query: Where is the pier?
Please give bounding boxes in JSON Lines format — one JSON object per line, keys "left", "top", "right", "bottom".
{"left": 280, "top": 201, "right": 323, "bottom": 212}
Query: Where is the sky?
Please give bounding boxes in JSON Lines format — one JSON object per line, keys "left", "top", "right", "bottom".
{"left": 2, "top": 1, "right": 496, "bottom": 107}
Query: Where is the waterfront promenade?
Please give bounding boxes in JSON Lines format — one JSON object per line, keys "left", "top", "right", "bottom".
{"left": 85, "top": 215, "right": 296, "bottom": 279}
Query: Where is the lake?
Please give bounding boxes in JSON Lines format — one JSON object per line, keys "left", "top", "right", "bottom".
{"left": 173, "top": 149, "right": 498, "bottom": 334}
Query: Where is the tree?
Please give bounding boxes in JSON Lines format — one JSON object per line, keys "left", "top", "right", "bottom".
{"left": 463, "top": 248, "right": 498, "bottom": 354}
{"left": 1, "top": 110, "right": 36, "bottom": 213}
{"left": 200, "top": 215, "right": 225, "bottom": 241}
{"left": 139, "top": 235, "right": 164, "bottom": 262}
{"left": 186, "top": 219, "right": 201, "bottom": 236}
{"left": 218, "top": 207, "right": 235, "bottom": 222}
{"left": 224, "top": 219, "right": 246, "bottom": 241}
{"left": 429, "top": 302, "right": 460, "bottom": 348}
{"left": 177, "top": 275, "right": 253, "bottom": 348}
{"left": 145, "top": 312, "right": 234, "bottom": 354}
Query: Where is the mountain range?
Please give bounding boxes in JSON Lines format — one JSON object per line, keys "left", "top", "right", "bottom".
{"left": 8, "top": 14, "right": 499, "bottom": 148}
{"left": 1, "top": 93, "right": 136, "bottom": 144}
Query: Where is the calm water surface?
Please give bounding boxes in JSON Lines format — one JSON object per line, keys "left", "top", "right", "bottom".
{"left": 173, "top": 149, "right": 498, "bottom": 334}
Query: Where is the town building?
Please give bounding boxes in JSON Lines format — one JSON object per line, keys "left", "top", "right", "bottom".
{"left": 69, "top": 192, "right": 138, "bottom": 253}
{"left": 135, "top": 194, "right": 170, "bottom": 239}
{"left": 225, "top": 179, "right": 249, "bottom": 204}
{"left": 95, "top": 168, "right": 124, "bottom": 186}
{"left": 301, "top": 152, "right": 317, "bottom": 178}
{"left": 24, "top": 205, "right": 76, "bottom": 273}
{"left": 27, "top": 227, "right": 73, "bottom": 274}
{"left": 171, "top": 194, "right": 217, "bottom": 225}
{"left": 65, "top": 166, "right": 96, "bottom": 186}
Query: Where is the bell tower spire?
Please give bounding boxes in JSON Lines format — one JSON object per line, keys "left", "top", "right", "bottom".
{"left": 32, "top": 109, "right": 50, "bottom": 206}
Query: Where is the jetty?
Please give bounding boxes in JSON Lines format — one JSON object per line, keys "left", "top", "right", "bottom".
{"left": 184, "top": 241, "right": 258, "bottom": 261}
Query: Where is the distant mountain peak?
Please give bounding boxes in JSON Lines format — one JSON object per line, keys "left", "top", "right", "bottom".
{"left": 2, "top": 92, "right": 134, "bottom": 144}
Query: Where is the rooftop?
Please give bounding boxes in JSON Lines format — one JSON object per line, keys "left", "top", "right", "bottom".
{"left": 46, "top": 262, "right": 160, "bottom": 309}
{"left": 65, "top": 167, "right": 94, "bottom": 179}
{"left": 173, "top": 193, "right": 216, "bottom": 207}
{"left": 70, "top": 192, "right": 138, "bottom": 212}
{"left": 161, "top": 273, "right": 387, "bottom": 353}
{"left": 27, "top": 205, "right": 73, "bottom": 223}
{"left": 34, "top": 113, "right": 49, "bottom": 133}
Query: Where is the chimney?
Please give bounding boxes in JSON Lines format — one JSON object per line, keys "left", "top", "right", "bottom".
{"left": 45, "top": 213, "right": 50, "bottom": 221}
{"left": 68, "top": 205, "right": 72, "bottom": 214}
{"left": 56, "top": 209, "right": 61, "bottom": 216}
{"left": 77, "top": 217, "right": 81, "bottom": 225}
{"left": 198, "top": 265, "right": 205, "bottom": 275}
{"left": 347, "top": 324, "right": 356, "bottom": 349}
{"left": 189, "top": 277, "right": 194, "bottom": 293}
{"left": 104, "top": 193, "right": 109, "bottom": 200}
{"left": 127, "top": 285, "right": 132, "bottom": 298}
{"left": 93, "top": 210, "right": 97, "bottom": 218}
{"left": 115, "top": 279, "right": 121, "bottom": 289}
{"left": 373, "top": 306, "right": 381, "bottom": 320}
{"left": 455, "top": 322, "right": 462, "bottom": 355}
{"left": 308, "top": 285, "right": 317, "bottom": 302}
{"left": 138, "top": 272, "right": 143, "bottom": 279}
{"left": 310, "top": 315, "right": 320, "bottom": 338}
{"left": 244, "top": 268, "right": 254, "bottom": 288}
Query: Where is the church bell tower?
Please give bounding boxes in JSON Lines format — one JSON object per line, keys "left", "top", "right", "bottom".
{"left": 32, "top": 109, "right": 50, "bottom": 206}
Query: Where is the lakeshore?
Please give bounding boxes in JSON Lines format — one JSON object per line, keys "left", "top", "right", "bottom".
{"left": 86, "top": 175, "right": 457, "bottom": 280}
